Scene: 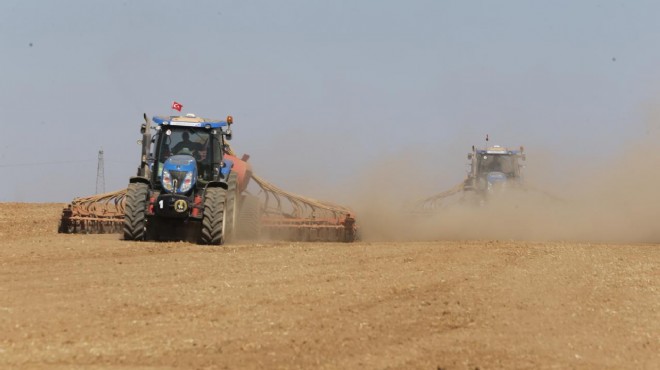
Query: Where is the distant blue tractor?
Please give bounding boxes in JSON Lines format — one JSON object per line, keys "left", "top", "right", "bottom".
{"left": 464, "top": 145, "right": 526, "bottom": 201}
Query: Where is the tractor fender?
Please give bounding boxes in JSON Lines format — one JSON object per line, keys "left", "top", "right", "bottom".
{"left": 129, "top": 176, "right": 150, "bottom": 185}
{"left": 206, "top": 181, "right": 228, "bottom": 190}
{"left": 221, "top": 159, "right": 233, "bottom": 178}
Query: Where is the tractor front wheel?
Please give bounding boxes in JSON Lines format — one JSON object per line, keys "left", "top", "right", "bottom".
{"left": 199, "top": 187, "right": 227, "bottom": 245}
{"left": 123, "top": 182, "right": 149, "bottom": 241}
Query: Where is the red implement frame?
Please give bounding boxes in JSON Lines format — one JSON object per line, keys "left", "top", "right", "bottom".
{"left": 250, "top": 174, "right": 356, "bottom": 242}
{"left": 58, "top": 191, "right": 126, "bottom": 234}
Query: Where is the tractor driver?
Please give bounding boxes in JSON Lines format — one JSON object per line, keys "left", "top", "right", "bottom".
{"left": 488, "top": 156, "right": 503, "bottom": 172}
{"left": 172, "top": 132, "right": 203, "bottom": 156}
{"left": 485, "top": 155, "right": 514, "bottom": 175}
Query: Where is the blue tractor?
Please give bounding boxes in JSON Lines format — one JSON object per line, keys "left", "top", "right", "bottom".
{"left": 123, "top": 113, "right": 242, "bottom": 244}
{"left": 412, "top": 144, "right": 527, "bottom": 213}
{"left": 464, "top": 145, "right": 526, "bottom": 200}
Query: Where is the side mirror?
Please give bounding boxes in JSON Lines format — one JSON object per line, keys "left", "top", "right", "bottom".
{"left": 467, "top": 153, "right": 473, "bottom": 160}
{"left": 225, "top": 128, "right": 232, "bottom": 141}
{"left": 521, "top": 154, "right": 526, "bottom": 161}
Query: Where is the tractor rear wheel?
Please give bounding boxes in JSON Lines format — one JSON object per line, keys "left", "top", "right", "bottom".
{"left": 123, "top": 182, "right": 149, "bottom": 241}
{"left": 224, "top": 172, "right": 239, "bottom": 243}
{"left": 237, "top": 194, "right": 261, "bottom": 240}
{"left": 199, "top": 187, "right": 227, "bottom": 245}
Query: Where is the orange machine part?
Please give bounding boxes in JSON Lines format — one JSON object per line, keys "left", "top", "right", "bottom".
{"left": 224, "top": 154, "right": 252, "bottom": 193}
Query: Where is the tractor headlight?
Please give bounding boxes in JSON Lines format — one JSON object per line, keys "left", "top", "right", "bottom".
{"left": 162, "top": 169, "right": 174, "bottom": 192}
{"left": 179, "top": 171, "right": 194, "bottom": 193}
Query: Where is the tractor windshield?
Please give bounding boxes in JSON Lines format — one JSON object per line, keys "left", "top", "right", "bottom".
{"left": 479, "top": 154, "right": 516, "bottom": 176}
{"left": 155, "top": 127, "right": 223, "bottom": 183}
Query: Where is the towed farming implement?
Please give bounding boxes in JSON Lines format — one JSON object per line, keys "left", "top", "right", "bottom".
{"left": 59, "top": 113, "right": 356, "bottom": 244}
{"left": 58, "top": 191, "right": 126, "bottom": 234}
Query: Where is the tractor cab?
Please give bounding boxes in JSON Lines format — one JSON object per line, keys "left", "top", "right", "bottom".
{"left": 149, "top": 114, "right": 233, "bottom": 194}
{"left": 466, "top": 145, "right": 525, "bottom": 193}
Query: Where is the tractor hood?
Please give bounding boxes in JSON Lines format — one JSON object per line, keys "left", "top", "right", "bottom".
{"left": 161, "top": 155, "right": 198, "bottom": 194}
{"left": 486, "top": 171, "right": 508, "bottom": 184}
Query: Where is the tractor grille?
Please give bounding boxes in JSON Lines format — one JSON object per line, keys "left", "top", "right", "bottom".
{"left": 169, "top": 170, "right": 188, "bottom": 190}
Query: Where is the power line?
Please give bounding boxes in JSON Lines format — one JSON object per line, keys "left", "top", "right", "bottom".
{"left": 0, "top": 158, "right": 135, "bottom": 168}
{"left": 0, "top": 159, "right": 96, "bottom": 168}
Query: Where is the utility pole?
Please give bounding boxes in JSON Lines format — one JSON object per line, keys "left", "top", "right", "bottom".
{"left": 96, "top": 148, "right": 105, "bottom": 194}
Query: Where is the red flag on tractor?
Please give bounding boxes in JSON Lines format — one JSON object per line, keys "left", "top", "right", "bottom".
{"left": 171, "top": 101, "right": 183, "bottom": 111}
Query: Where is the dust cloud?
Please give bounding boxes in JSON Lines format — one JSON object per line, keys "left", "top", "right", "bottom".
{"left": 351, "top": 135, "right": 660, "bottom": 243}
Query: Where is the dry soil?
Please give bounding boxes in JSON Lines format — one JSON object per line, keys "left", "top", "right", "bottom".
{"left": 0, "top": 203, "right": 658, "bottom": 369}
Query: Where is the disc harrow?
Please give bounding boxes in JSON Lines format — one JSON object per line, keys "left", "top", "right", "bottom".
{"left": 58, "top": 190, "right": 126, "bottom": 234}
{"left": 251, "top": 174, "right": 356, "bottom": 242}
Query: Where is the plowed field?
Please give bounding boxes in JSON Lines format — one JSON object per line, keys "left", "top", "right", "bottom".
{"left": 1, "top": 203, "right": 658, "bottom": 369}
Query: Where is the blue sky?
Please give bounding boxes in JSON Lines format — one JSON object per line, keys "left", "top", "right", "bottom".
{"left": 1, "top": 1, "right": 660, "bottom": 202}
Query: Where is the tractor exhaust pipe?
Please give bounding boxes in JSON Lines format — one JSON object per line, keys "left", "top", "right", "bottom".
{"left": 138, "top": 113, "right": 152, "bottom": 178}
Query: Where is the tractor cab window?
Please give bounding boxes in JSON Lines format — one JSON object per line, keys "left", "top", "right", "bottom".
{"left": 197, "top": 133, "right": 224, "bottom": 181}
{"left": 170, "top": 129, "right": 204, "bottom": 158}
{"left": 156, "top": 128, "right": 206, "bottom": 160}
{"left": 479, "top": 155, "right": 516, "bottom": 175}
{"left": 155, "top": 128, "right": 205, "bottom": 171}
{"left": 154, "top": 131, "right": 172, "bottom": 179}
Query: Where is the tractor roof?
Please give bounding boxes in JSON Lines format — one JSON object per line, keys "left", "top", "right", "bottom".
{"left": 152, "top": 113, "right": 228, "bottom": 129}
{"left": 476, "top": 145, "right": 522, "bottom": 155}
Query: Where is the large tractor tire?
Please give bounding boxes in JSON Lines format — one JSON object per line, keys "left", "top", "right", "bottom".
{"left": 236, "top": 194, "right": 261, "bottom": 240}
{"left": 123, "top": 182, "right": 149, "bottom": 241}
{"left": 199, "top": 187, "right": 227, "bottom": 245}
{"left": 224, "top": 172, "right": 239, "bottom": 243}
